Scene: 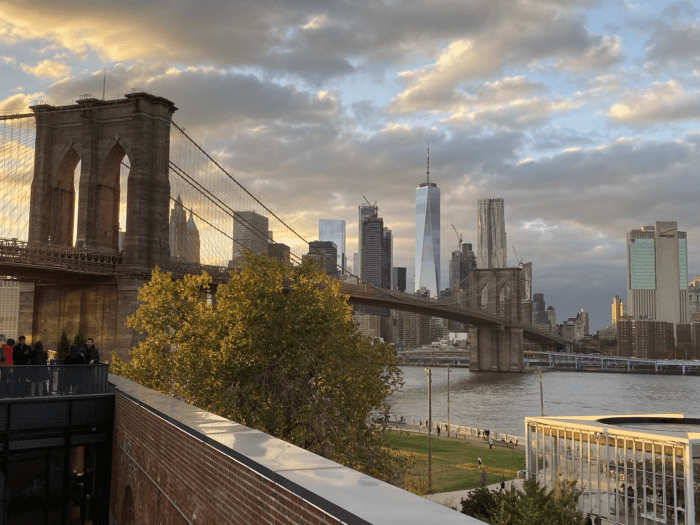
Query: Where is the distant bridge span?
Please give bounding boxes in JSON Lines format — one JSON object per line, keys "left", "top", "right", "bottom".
{"left": 0, "top": 239, "right": 565, "bottom": 351}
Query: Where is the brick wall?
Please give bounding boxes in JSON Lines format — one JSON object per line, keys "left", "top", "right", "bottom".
{"left": 109, "top": 375, "right": 483, "bottom": 525}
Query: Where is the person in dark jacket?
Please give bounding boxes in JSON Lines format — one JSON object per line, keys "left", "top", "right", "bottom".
{"left": 1, "top": 337, "right": 14, "bottom": 398}
{"left": 29, "top": 341, "right": 49, "bottom": 396}
{"left": 64, "top": 344, "right": 85, "bottom": 394}
{"left": 85, "top": 338, "right": 100, "bottom": 364}
{"left": 13, "top": 335, "right": 31, "bottom": 397}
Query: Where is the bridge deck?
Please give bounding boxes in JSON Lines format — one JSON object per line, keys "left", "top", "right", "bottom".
{"left": 0, "top": 238, "right": 565, "bottom": 346}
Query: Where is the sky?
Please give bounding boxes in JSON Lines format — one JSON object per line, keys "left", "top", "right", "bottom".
{"left": 1, "top": 0, "right": 700, "bottom": 331}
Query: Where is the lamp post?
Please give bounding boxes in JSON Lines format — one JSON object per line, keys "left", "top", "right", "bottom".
{"left": 447, "top": 364, "right": 450, "bottom": 437}
{"left": 425, "top": 367, "right": 432, "bottom": 493}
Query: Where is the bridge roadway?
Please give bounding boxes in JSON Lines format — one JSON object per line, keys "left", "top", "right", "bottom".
{"left": 0, "top": 238, "right": 565, "bottom": 347}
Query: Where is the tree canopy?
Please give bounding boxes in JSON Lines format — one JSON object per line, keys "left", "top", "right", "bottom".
{"left": 111, "top": 253, "right": 406, "bottom": 485}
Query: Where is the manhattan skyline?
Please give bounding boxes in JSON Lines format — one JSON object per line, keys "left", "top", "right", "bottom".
{"left": 1, "top": 0, "right": 700, "bottom": 330}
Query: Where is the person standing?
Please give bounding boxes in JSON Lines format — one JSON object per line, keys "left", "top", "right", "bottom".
{"left": 63, "top": 344, "right": 85, "bottom": 394}
{"left": 489, "top": 438, "right": 493, "bottom": 449}
{"left": 1, "top": 336, "right": 14, "bottom": 398}
{"left": 480, "top": 469, "right": 487, "bottom": 487}
{"left": 85, "top": 338, "right": 101, "bottom": 393}
{"left": 500, "top": 479, "right": 506, "bottom": 492}
{"left": 437, "top": 424, "right": 440, "bottom": 436}
{"left": 477, "top": 457, "right": 482, "bottom": 469}
{"left": 13, "top": 335, "right": 31, "bottom": 397}
{"left": 29, "top": 341, "right": 49, "bottom": 396}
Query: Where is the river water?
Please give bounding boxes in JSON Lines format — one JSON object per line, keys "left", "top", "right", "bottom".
{"left": 388, "top": 367, "right": 700, "bottom": 438}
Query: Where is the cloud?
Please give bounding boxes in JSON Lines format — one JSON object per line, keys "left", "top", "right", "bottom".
{"left": 0, "top": 92, "right": 44, "bottom": 112}
{"left": 20, "top": 59, "right": 70, "bottom": 78}
{"left": 607, "top": 80, "right": 700, "bottom": 124}
{"left": 555, "top": 35, "right": 624, "bottom": 72}
{"left": 644, "top": 21, "right": 700, "bottom": 70}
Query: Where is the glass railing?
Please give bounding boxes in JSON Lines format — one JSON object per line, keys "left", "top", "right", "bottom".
{"left": 0, "top": 363, "right": 110, "bottom": 399}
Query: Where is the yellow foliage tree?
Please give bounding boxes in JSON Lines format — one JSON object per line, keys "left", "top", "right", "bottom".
{"left": 111, "top": 253, "right": 406, "bottom": 485}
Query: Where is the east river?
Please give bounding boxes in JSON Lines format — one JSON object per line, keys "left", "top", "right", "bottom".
{"left": 388, "top": 366, "right": 700, "bottom": 438}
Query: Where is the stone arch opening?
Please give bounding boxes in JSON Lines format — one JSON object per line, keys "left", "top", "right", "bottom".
{"left": 47, "top": 146, "right": 80, "bottom": 247}
{"left": 95, "top": 142, "right": 129, "bottom": 252}
{"left": 122, "top": 485, "right": 136, "bottom": 525}
{"left": 497, "top": 282, "right": 510, "bottom": 318}
{"left": 478, "top": 284, "right": 488, "bottom": 310}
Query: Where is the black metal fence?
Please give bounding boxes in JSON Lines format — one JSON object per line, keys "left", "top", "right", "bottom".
{"left": 0, "top": 363, "right": 110, "bottom": 399}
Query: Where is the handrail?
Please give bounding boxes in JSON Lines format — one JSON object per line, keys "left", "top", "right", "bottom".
{"left": 0, "top": 238, "right": 121, "bottom": 275}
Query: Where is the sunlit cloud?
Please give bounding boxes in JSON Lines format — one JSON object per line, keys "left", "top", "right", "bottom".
{"left": 20, "top": 59, "right": 70, "bottom": 79}
{"left": 607, "top": 80, "right": 700, "bottom": 124}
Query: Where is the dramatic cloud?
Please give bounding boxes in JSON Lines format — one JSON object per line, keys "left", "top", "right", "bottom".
{"left": 1, "top": 0, "right": 699, "bottom": 330}
{"left": 607, "top": 80, "right": 700, "bottom": 124}
{"left": 20, "top": 59, "right": 70, "bottom": 78}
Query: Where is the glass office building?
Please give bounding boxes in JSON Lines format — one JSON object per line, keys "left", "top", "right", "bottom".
{"left": 415, "top": 180, "right": 440, "bottom": 298}
{"left": 319, "top": 219, "right": 346, "bottom": 274}
{"left": 526, "top": 414, "right": 700, "bottom": 524}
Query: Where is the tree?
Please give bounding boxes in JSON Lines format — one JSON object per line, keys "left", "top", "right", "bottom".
{"left": 56, "top": 328, "right": 71, "bottom": 359}
{"left": 111, "top": 253, "right": 406, "bottom": 485}
{"left": 73, "top": 329, "right": 86, "bottom": 349}
{"left": 461, "top": 477, "right": 586, "bottom": 525}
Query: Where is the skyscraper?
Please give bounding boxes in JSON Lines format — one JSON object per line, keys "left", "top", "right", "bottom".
{"left": 357, "top": 203, "right": 376, "bottom": 276}
{"left": 477, "top": 198, "right": 506, "bottom": 268}
{"left": 414, "top": 147, "right": 440, "bottom": 298}
{"left": 361, "top": 216, "right": 388, "bottom": 288}
{"left": 626, "top": 221, "right": 688, "bottom": 326}
{"left": 319, "top": 219, "right": 346, "bottom": 274}
{"left": 392, "top": 267, "right": 407, "bottom": 293}
{"left": 232, "top": 211, "right": 269, "bottom": 258}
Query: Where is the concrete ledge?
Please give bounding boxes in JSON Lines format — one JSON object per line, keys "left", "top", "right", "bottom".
{"left": 109, "top": 374, "right": 484, "bottom": 524}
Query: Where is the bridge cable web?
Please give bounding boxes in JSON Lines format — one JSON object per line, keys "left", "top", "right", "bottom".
{"left": 0, "top": 115, "right": 35, "bottom": 242}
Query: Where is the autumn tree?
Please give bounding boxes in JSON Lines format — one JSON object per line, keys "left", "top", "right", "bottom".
{"left": 111, "top": 253, "right": 406, "bottom": 485}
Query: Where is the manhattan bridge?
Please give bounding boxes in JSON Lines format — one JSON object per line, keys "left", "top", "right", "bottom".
{"left": 0, "top": 92, "right": 564, "bottom": 370}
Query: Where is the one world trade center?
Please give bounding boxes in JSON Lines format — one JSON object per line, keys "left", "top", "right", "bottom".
{"left": 415, "top": 147, "right": 440, "bottom": 297}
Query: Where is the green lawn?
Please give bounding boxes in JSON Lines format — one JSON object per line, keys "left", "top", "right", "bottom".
{"left": 386, "top": 430, "right": 526, "bottom": 494}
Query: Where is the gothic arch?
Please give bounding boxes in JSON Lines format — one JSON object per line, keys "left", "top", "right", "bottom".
{"left": 93, "top": 140, "right": 129, "bottom": 252}
{"left": 48, "top": 146, "right": 80, "bottom": 246}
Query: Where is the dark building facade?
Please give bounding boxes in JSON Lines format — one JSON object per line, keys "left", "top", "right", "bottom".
{"left": 307, "top": 241, "right": 339, "bottom": 277}
{"left": 617, "top": 318, "right": 675, "bottom": 358}
{"left": 392, "top": 267, "right": 407, "bottom": 293}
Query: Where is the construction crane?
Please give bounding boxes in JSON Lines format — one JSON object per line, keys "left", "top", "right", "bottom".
{"left": 452, "top": 224, "right": 462, "bottom": 250}
{"left": 362, "top": 195, "right": 377, "bottom": 211}
{"left": 512, "top": 246, "right": 523, "bottom": 266}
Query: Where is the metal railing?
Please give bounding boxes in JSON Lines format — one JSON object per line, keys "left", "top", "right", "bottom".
{"left": 0, "top": 238, "right": 121, "bottom": 275}
{"left": 0, "top": 363, "right": 110, "bottom": 399}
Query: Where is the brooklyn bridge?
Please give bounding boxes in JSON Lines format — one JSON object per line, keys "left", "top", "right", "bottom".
{"left": 0, "top": 93, "right": 565, "bottom": 371}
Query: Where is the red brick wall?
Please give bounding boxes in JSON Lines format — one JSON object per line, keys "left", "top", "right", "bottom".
{"left": 110, "top": 393, "right": 347, "bottom": 525}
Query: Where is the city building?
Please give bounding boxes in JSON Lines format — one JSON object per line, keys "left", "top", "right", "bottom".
{"left": 626, "top": 221, "right": 689, "bottom": 327}
{"left": 533, "top": 293, "right": 547, "bottom": 325}
{"left": 477, "top": 198, "right": 506, "bottom": 268}
{"left": 393, "top": 267, "right": 407, "bottom": 293}
{"left": 232, "top": 210, "right": 269, "bottom": 259}
{"left": 577, "top": 308, "right": 589, "bottom": 339}
{"left": 688, "top": 276, "right": 700, "bottom": 321}
{"left": 361, "top": 215, "right": 389, "bottom": 289}
{"left": 449, "top": 243, "right": 475, "bottom": 291}
{"left": 357, "top": 202, "right": 377, "bottom": 276}
{"left": 526, "top": 414, "right": 700, "bottom": 524}
{"left": 414, "top": 148, "right": 440, "bottom": 298}
{"left": 617, "top": 318, "right": 675, "bottom": 359}
{"left": 597, "top": 325, "right": 617, "bottom": 341}
{"left": 547, "top": 306, "right": 556, "bottom": 333}
{"left": 319, "top": 219, "right": 346, "bottom": 274}
{"left": 0, "top": 280, "right": 19, "bottom": 339}
{"left": 611, "top": 295, "right": 628, "bottom": 326}
{"left": 306, "top": 241, "right": 339, "bottom": 277}
{"left": 383, "top": 227, "right": 393, "bottom": 290}
{"left": 169, "top": 196, "right": 200, "bottom": 264}
{"left": 268, "top": 242, "right": 291, "bottom": 265}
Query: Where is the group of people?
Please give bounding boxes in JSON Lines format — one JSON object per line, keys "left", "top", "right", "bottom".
{"left": 0, "top": 334, "right": 101, "bottom": 397}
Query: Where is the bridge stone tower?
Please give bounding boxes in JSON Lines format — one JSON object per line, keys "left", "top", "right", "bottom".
{"left": 21, "top": 93, "right": 177, "bottom": 360}
{"left": 463, "top": 268, "right": 525, "bottom": 372}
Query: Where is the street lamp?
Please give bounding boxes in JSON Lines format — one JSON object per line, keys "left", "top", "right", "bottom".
{"left": 425, "top": 367, "right": 432, "bottom": 493}
{"left": 447, "top": 364, "right": 450, "bottom": 437}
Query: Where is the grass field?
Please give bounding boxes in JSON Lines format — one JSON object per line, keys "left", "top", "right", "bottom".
{"left": 386, "top": 430, "right": 526, "bottom": 494}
